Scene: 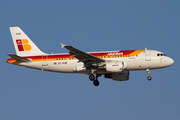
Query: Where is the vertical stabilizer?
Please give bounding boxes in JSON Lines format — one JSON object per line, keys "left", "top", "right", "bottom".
{"left": 9, "top": 27, "right": 45, "bottom": 56}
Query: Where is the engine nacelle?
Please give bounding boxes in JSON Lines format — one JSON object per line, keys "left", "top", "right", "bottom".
{"left": 106, "top": 61, "right": 127, "bottom": 72}
{"left": 104, "top": 71, "right": 129, "bottom": 81}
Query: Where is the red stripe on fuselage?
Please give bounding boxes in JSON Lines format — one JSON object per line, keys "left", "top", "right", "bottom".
{"left": 7, "top": 50, "right": 138, "bottom": 62}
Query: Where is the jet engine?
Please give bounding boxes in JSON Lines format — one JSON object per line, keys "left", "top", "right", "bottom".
{"left": 104, "top": 71, "right": 129, "bottom": 81}
{"left": 106, "top": 61, "right": 127, "bottom": 72}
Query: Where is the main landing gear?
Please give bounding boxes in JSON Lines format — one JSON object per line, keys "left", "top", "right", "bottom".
{"left": 146, "top": 69, "right": 152, "bottom": 81}
{"left": 89, "top": 74, "right": 101, "bottom": 86}
{"left": 89, "top": 74, "right": 95, "bottom": 81}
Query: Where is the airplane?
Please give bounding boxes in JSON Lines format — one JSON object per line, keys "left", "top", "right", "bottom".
{"left": 7, "top": 27, "right": 174, "bottom": 86}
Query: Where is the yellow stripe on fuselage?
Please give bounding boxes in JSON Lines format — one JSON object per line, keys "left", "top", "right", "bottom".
{"left": 129, "top": 50, "right": 145, "bottom": 56}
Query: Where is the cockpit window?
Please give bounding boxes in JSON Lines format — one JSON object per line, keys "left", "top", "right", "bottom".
{"left": 157, "top": 53, "right": 166, "bottom": 56}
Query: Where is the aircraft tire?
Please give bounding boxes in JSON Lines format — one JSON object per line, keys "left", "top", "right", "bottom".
{"left": 89, "top": 74, "right": 95, "bottom": 81}
{"left": 93, "top": 80, "right": 99, "bottom": 86}
{"left": 147, "top": 76, "right": 152, "bottom": 81}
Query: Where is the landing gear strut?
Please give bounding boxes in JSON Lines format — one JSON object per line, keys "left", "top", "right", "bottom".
{"left": 89, "top": 74, "right": 101, "bottom": 86}
{"left": 146, "top": 69, "right": 152, "bottom": 81}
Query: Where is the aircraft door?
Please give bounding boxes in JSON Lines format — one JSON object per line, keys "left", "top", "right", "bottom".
{"left": 42, "top": 55, "right": 48, "bottom": 66}
{"left": 145, "top": 50, "right": 151, "bottom": 61}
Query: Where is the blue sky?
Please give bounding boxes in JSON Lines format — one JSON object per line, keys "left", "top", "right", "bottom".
{"left": 1, "top": 0, "right": 180, "bottom": 120}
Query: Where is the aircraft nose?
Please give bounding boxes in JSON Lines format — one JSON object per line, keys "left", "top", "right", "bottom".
{"left": 167, "top": 57, "right": 174, "bottom": 66}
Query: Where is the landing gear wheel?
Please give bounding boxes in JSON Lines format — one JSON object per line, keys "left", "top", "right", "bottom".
{"left": 146, "top": 69, "right": 152, "bottom": 81}
{"left": 93, "top": 80, "right": 99, "bottom": 86}
{"left": 147, "top": 76, "right": 152, "bottom": 81}
{"left": 89, "top": 74, "right": 95, "bottom": 81}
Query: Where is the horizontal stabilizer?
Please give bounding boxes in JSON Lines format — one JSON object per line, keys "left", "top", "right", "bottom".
{"left": 7, "top": 54, "right": 30, "bottom": 62}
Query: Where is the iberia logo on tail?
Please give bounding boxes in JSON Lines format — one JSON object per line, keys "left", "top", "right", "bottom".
{"left": 16, "top": 39, "right": 32, "bottom": 51}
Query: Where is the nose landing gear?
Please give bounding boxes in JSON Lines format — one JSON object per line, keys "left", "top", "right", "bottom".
{"left": 147, "top": 76, "right": 152, "bottom": 80}
{"left": 89, "top": 74, "right": 101, "bottom": 86}
{"left": 146, "top": 69, "right": 152, "bottom": 81}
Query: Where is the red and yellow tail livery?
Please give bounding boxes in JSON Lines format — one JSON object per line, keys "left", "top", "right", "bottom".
{"left": 16, "top": 39, "right": 32, "bottom": 51}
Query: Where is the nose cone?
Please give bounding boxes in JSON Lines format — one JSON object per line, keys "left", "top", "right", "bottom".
{"left": 167, "top": 57, "right": 174, "bottom": 66}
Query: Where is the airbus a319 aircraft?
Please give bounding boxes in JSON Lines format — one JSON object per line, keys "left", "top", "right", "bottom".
{"left": 7, "top": 27, "right": 174, "bottom": 86}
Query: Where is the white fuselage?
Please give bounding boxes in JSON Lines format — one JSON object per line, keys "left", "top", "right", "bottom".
{"left": 16, "top": 50, "right": 174, "bottom": 75}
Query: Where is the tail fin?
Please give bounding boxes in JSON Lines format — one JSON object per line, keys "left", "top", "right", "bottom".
{"left": 9, "top": 27, "right": 45, "bottom": 56}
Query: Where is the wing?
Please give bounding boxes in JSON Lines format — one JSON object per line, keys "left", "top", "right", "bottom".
{"left": 60, "top": 43, "right": 105, "bottom": 68}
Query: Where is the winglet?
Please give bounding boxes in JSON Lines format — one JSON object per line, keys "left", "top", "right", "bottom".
{"left": 60, "top": 43, "right": 66, "bottom": 48}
